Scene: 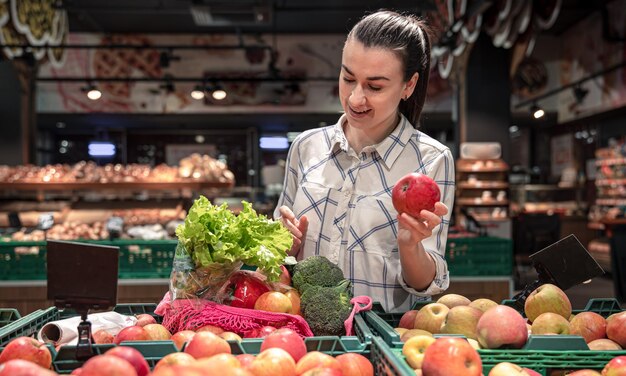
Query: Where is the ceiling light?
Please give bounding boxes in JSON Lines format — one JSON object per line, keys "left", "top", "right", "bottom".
{"left": 81, "top": 83, "right": 102, "bottom": 100}
{"left": 191, "top": 85, "right": 205, "bottom": 100}
{"left": 212, "top": 88, "right": 227, "bottom": 100}
{"left": 531, "top": 103, "right": 545, "bottom": 119}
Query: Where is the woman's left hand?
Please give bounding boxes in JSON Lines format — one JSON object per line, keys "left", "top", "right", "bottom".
{"left": 397, "top": 202, "right": 448, "bottom": 247}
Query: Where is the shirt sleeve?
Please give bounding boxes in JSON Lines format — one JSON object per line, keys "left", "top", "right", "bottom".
{"left": 273, "top": 135, "right": 302, "bottom": 220}
{"left": 399, "top": 148, "right": 455, "bottom": 296}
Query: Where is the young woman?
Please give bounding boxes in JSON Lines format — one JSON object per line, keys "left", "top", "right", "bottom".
{"left": 274, "top": 10, "right": 455, "bottom": 312}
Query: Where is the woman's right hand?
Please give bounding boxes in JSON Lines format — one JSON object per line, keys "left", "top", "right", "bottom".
{"left": 278, "top": 206, "right": 309, "bottom": 256}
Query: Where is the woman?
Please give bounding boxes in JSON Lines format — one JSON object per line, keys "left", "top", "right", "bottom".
{"left": 274, "top": 10, "right": 455, "bottom": 313}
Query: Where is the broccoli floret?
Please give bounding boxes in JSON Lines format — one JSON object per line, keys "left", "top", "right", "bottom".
{"left": 300, "top": 279, "right": 353, "bottom": 336}
{"left": 291, "top": 255, "right": 345, "bottom": 294}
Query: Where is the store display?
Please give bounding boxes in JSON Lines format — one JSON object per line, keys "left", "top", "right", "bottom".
{"left": 456, "top": 158, "right": 510, "bottom": 223}
{"left": 589, "top": 143, "right": 626, "bottom": 226}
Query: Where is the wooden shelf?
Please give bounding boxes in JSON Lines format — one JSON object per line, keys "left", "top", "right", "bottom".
{"left": 596, "top": 157, "right": 626, "bottom": 166}
{"left": 457, "top": 181, "right": 509, "bottom": 189}
{"left": 0, "top": 181, "right": 234, "bottom": 191}
{"left": 456, "top": 198, "right": 509, "bottom": 206}
{"left": 457, "top": 167, "right": 509, "bottom": 173}
{"left": 596, "top": 179, "right": 626, "bottom": 187}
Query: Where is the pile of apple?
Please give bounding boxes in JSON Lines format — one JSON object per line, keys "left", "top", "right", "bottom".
{"left": 395, "top": 285, "right": 626, "bottom": 375}
{"left": 0, "top": 326, "right": 374, "bottom": 376}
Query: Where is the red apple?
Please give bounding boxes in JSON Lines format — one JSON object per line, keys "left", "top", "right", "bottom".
{"left": 414, "top": 303, "right": 449, "bottom": 334}
{"left": 106, "top": 346, "right": 150, "bottom": 376}
{"left": 171, "top": 330, "right": 196, "bottom": 350}
{"left": 143, "top": 323, "right": 172, "bottom": 341}
{"left": 295, "top": 351, "right": 342, "bottom": 375}
{"left": 254, "top": 291, "right": 293, "bottom": 314}
{"left": 230, "top": 273, "right": 271, "bottom": 309}
{"left": 421, "top": 337, "right": 482, "bottom": 376}
{"left": 114, "top": 326, "right": 150, "bottom": 344}
{"left": 570, "top": 312, "right": 606, "bottom": 343}
{"left": 184, "top": 331, "right": 231, "bottom": 359}
{"left": 524, "top": 283, "right": 572, "bottom": 322}
{"left": 260, "top": 328, "right": 307, "bottom": 362}
{"left": 151, "top": 365, "right": 205, "bottom": 376}
{"left": 402, "top": 335, "right": 436, "bottom": 369}
{"left": 194, "top": 353, "right": 240, "bottom": 370}
{"left": 436, "top": 294, "right": 471, "bottom": 308}
{"left": 196, "top": 324, "right": 224, "bottom": 335}
{"left": 300, "top": 368, "right": 343, "bottom": 376}
{"left": 93, "top": 329, "right": 115, "bottom": 344}
{"left": 530, "top": 312, "right": 571, "bottom": 335}
{"left": 588, "top": 339, "right": 622, "bottom": 350}
{"left": 153, "top": 352, "right": 196, "bottom": 373}
{"left": 80, "top": 354, "right": 137, "bottom": 376}
{"left": 398, "top": 310, "right": 419, "bottom": 329}
{"left": 71, "top": 367, "right": 83, "bottom": 375}
{"left": 602, "top": 355, "right": 626, "bottom": 376}
{"left": 284, "top": 289, "right": 302, "bottom": 315}
{"left": 279, "top": 265, "right": 292, "bottom": 286}
{"left": 400, "top": 329, "right": 433, "bottom": 342}
{"left": 567, "top": 370, "right": 601, "bottom": 375}
{"left": 487, "top": 362, "right": 531, "bottom": 375}
{"left": 237, "top": 354, "right": 256, "bottom": 369}
{"left": 440, "top": 305, "right": 483, "bottom": 340}
{"left": 249, "top": 347, "right": 297, "bottom": 376}
{"left": 257, "top": 325, "right": 278, "bottom": 338}
{"left": 0, "top": 359, "right": 57, "bottom": 376}
{"left": 476, "top": 305, "right": 528, "bottom": 349}
{"left": 135, "top": 314, "right": 157, "bottom": 327}
{"left": 0, "top": 336, "right": 52, "bottom": 369}
{"left": 392, "top": 172, "right": 440, "bottom": 218}
{"left": 607, "top": 312, "right": 626, "bottom": 348}
{"left": 336, "top": 353, "right": 373, "bottom": 376}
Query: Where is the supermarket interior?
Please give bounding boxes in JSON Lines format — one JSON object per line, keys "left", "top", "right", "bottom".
{"left": 1, "top": 0, "right": 626, "bottom": 375}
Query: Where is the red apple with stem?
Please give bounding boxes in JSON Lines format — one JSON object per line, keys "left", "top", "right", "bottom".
{"left": 392, "top": 173, "right": 440, "bottom": 218}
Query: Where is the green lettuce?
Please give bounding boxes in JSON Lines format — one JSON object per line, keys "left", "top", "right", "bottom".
{"left": 175, "top": 196, "right": 292, "bottom": 281}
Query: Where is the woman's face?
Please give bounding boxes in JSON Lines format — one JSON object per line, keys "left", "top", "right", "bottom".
{"left": 339, "top": 38, "right": 417, "bottom": 133}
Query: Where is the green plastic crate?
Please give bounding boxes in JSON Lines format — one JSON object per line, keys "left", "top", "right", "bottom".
{"left": 501, "top": 298, "right": 624, "bottom": 318}
{"left": 0, "top": 308, "right": 20, "bottom": 329}
{"left": 445, "top": 237, "right": 513, "bottom": 276}
{"left": 0, "top": 240, "right": 177, "bottom": 280}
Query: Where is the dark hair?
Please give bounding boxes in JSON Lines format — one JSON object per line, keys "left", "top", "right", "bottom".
{"left": 347, "top": 10, "right": 432, "bottom": 128}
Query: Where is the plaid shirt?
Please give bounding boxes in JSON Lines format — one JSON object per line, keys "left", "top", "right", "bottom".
{"left": 274, "top": 114, "right": 455, "bottom": 312}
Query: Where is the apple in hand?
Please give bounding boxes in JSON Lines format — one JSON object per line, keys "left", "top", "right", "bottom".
{"left": 440, "top": 305, "right": 483, "bottom": 340}
{"left": 260, "top": 328, "right": 307, "bottom": 362}
{"left": 437, "top": 294, "right": 471, "bottom": 308}
{"left": 392, "top": 173, "right": 440, "bottom": 218}
{"left": 421, "top": 337, "right": 482, "bottom": 376}
{"left": 602, "top": 355, "right": 626, "bottom": 376}
{"left": 106, "top": 346, "right": 150, "bottom": 376}
{"left": 606, "top": 311, "right": 626, "bottom": 348}
{"left": 335, "top": 353, "right": 373, "bottom": 376}
{"left": 530, "top": 312, "right": 570, "bottom": 335}
{"left": 570, "top": 312, "right": 606, "bottom": 343}
{"left": 414, "top": 303, "right": 449, "bottom": 334}
{"left": 0, "top": 336, "right": 52, "bottom": 369}
{"left": 524, "top": 283, "right": 572, "bottom": 322}
{"left": 402, "top": 335, "right": 436, "bottom": 369}
{"left": 476, "top": 305, "right": 528, "bottom": 349}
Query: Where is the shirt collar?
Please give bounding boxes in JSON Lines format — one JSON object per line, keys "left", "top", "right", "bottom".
{"left": 329, "top": 113, "right": 414, "bottom": 169}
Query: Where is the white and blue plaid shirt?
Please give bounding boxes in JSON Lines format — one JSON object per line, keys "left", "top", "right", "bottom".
{"left": 274, "top": 114, "right": 455, "bottom": 313}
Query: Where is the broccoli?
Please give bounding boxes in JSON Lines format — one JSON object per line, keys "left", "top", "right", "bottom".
{"left": 291, "top": 255, "right": 346, "bottom": 294}
{"left": 300, "top": 279, "right": 353, "bottom": 336}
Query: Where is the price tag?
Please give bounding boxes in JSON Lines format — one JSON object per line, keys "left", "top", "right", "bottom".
{"left": 38, "top": 213, "right": 55, "bottom": 231}
{"left": 106, "top": 216, "right": 124, "bottom": 238}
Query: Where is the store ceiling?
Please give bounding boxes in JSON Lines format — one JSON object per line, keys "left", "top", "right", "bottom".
{"left": 62, "top": 0, "right": 614, "bottom": 36}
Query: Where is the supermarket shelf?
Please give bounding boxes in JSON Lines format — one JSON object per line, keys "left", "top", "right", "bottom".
{"left": 456, "top": 198, "right": 509, "bottom": 206}
{"left": 0, "top": 181, "right": 234, "bottom": 191}
{"left": 457, "top": 167, "right": 509, "bottom": 173}
{"left": 457, "top": 182, "right": 509, "bottom": 189}
{"left": 0, "top": 278, "right": 169, "bottom": 287}
{"left": 596, "top": 157, "right": 626, "bottom": 166}
{"left": 596, "top": 179, "right": 626, "bottom": 187}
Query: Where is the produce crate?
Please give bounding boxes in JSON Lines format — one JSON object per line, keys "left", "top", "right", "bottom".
{"left": 445, "top": 237, "right": 513, "bottom": 276}
{"left": 0, "top": 308, "right": 20, "bottom": 329}
{"left": 0, "top": 240, "right": 177, "bottom": 280}
{"left": 501, "top": 297, "right": 624, "bottom": 318}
